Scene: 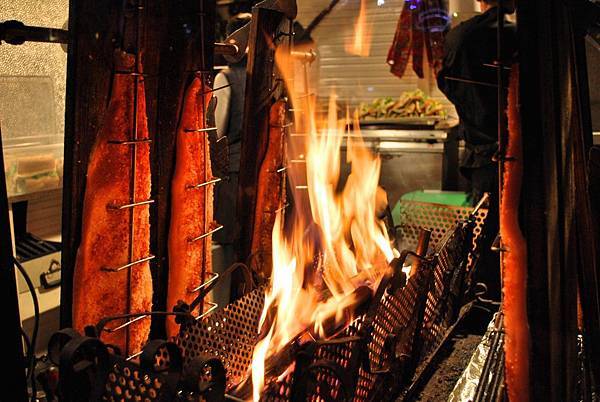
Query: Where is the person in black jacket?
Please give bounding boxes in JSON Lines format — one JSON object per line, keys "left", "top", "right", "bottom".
{"left": 437, "top": 0, "right": 517, "bottom": 205}
{"left": 437, "top": 0, "right": 516, "bottom": 299}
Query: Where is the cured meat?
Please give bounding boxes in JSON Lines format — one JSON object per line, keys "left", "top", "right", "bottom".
{"left": 387, "top": 2, "right": 412, "bottom": 78}
{"left": 411, "top": 0, "right": 425, "bottom": 78}
{"left": 502, "top": 65, "right": 530, "bottom": 402}
{"left": 250, "top": 100, "right": 287, "bottom": 277}
{"left": 73, "top": 50, "right": 152, "bottom": 355}
{"left": 424, "top": 0, "right": 446, "bottom": 75}
{"left": 166, "top": 77, "right": 214, "bottom": 338}
{"left": 387, "top": 0, "right": 447, "bottom": 78}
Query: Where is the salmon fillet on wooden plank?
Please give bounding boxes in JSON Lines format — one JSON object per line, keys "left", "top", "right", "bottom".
{"left": 73, "top": 50, "right": 153, "bottom": 355}
{"left": 166, "top": 77, "right": 214, "bottom": 338}
{"left": 250, "top": 100, "right": 287, "bottom": 277}
{"left": 502, "top": 65, "right": 530, "bottom": 402}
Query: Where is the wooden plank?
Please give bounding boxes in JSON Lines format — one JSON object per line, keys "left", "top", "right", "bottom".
{"left": 151, "top": 0, "right": 215, "bottom": 338}
{"left": 60, "top": 0, "right": 215, "bottom": 340}
{"left": 518, "top": 0, "right": 598, "bottom": 399}
{"left": 236, "top": 5, "right": 288, "bottom": 282}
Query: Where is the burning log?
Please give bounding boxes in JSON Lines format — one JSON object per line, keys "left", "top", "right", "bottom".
{"left": 231, "top": 285, "right": 373, "bottom": 399}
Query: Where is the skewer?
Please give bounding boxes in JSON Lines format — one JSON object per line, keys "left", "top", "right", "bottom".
{"left": 126, "top": 350, "right": 144, "bottom": 361}
{"left": 187, "top": 224, "right": 224, "bottom": 243}
{"left": 188, "top": 271, "right": 220, "bottom": 294}
{"left": 108, "top": 138, "right": 152, "bottom": 145}
{"left": 107, "top": 199, "right": 154, "bottom": 210}
{"left": 101, "top": 255, "right": 156, "bottom": 272}
{"left": 270, "top": 122, "right": 294, "bottom": 128}
{"left": 184, "top": 126, "right": 218, "bottom": 133}
{"left": 195, "top": 301, "right": 219, "bottom": 321}
{"left": 186, "top": 177, "right": 222, "bottom": 190}
{"left": 265, "top": 203, "right": 290, "bottom": 214}
{"left": 202, "top": 83, "right": 232, "bottom": 95}
{"left": 104, "top": 314, "right": 149, "bottom": 334}
{"left": 267, "top": 166, "right": 287, "bottom": 173}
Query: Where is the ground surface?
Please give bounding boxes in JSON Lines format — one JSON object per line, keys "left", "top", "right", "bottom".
{"left": 411, "top": 334, "right": 483, "bottom": 402}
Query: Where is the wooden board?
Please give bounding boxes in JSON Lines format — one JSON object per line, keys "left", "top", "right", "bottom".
{"left": 61, "top": 0, "right": 215, "bottom": 341}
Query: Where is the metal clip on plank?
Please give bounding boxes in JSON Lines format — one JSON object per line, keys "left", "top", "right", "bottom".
{"left": 196, "top": 301, "right": 219, "bottom": 321}
{"left": 184, "top": 127, "right": 218, "bottom": 133}
{"left": 187, "top": 223, "right": 224, "bottom": 243}
{"left": 188, "top": 271, "right": 220, "bottom": 294}
{"left": 108, "top": 138, "right": 152, "bottom": 145}
{"left": 270, "top": 121, "right": 294, "bottom": 128}
{"left": 101, "top": 255, "right": 156, "bottom": 272}
{"left": 186, "top": 177, "right": 222, "bottom": 190}
{"left": 104, "top": 314, "right": 149, "bottom": 334}
{"left": 107, "top": 199, "right": 155, "bottom": 210}
{"left": 265, "top": 203, "right": 290, "bottom": 214}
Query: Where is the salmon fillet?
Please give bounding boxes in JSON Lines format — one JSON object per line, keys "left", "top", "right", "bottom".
{"left": 166, "top": 77, "right": 214, "bottom": 338}
{"left": 502, "top": 65, "right": 530, "bottom": 402}
{"left": 250, "top": 100, "right": 287, "bottom": 277}
{"left": 73, "top": 50, "right": 153, "bottom": 355}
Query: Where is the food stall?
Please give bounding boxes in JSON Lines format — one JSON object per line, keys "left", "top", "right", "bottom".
{"left": 0, "top": 0, "right": 599, "bottom": 401}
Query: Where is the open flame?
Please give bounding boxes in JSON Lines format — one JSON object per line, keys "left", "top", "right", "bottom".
{"left": 345, "top": 0, "right": 373, "bottom": 57}
{"left": 249, "top": 47, "right": 395, "bottom": 400}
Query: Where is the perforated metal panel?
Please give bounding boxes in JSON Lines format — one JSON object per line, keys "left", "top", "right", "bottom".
{"left": 102, "top": 360, "right": 166, "bottom": 401}
{"left": 355, "top": 261, "right": 433, "bottom": 402}
{"left": 420, "top": 225, "right": 467, "bottom": 360}
{"left": 395, "top": 200, "right": 487, "bottom": 248}
{"left": 176, "top": 288, "right": 266, "bottom": 390}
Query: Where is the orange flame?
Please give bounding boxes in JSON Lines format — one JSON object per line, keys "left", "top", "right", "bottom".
{"left": 345, "top": 0, "right": 373, "bottom": 57}
{"left": 250, "top": 47, "right": 395, "bottom": 400}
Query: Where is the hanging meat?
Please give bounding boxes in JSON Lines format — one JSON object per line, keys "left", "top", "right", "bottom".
{"left": 72, "top": 50, "right": 153, "bottom": 355}
{"left": 502, "top": 65, "right": 530, "bottom": 402}
{"left": 250, "top": 100, "right": 287, "bottom": 277}
{"left": 387, "top": 0, "right": 447, "bottom": 78}
{"left": 166, "top": 77, "right": 215, "bottom": 338}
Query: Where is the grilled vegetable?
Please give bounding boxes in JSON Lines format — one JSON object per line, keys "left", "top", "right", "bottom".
{"left": 359, "top": 90, "right": 447, "bottom": 119}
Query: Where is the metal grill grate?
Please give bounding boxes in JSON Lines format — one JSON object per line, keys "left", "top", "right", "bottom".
{"left": 395, "top": 200, "right": 487, "bottom": 260}
{"left": 102, "top": 360, "right": 166, "bottom": 401}
{"left": 420, "top": 224, "right": 468, "bottom": 362}
{"left": 176, "top": 287, "right": 266, "bottom": 390}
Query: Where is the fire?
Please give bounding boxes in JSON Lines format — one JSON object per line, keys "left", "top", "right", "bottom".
{"left": 345, "top": 0, "right": 373, "bottom": 57}
{"left": 249, "top": 48, "right": 395, "bottom": 400}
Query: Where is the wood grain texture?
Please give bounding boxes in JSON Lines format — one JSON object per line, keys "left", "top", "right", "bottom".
{"left": 250, "top": 100, "right": 287, "bottom": 277}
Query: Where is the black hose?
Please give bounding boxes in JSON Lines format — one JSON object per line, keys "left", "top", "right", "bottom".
{"left": 14, "top": 257, "right": 39, "bottom": 402}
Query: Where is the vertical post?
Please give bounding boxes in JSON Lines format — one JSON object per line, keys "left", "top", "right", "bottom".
{"left": 0, "top": 128, "right": 28, "bottom": 401}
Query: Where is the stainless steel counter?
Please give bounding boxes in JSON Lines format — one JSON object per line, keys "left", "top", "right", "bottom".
{"left": 340, "top": 129, "right": 455, "bottom": 208}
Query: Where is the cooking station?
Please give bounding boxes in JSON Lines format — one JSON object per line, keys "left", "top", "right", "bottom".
{"left": 1, "top": 0, "right": 599, "bottom": 401}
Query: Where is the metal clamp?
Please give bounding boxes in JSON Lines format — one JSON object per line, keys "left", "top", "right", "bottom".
{"left": 101, "top": 254, "right": 155, "bottom": 272}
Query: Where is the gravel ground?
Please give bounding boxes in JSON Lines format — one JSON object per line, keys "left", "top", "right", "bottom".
{"left": 410, "top": 334, "right": 483, "bottom": 402}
